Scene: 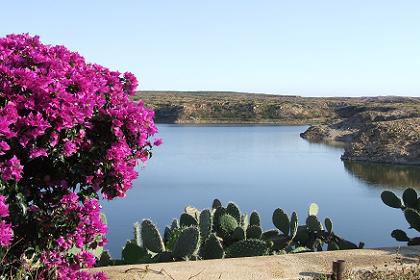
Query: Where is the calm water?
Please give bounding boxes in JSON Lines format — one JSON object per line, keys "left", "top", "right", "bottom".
{"left": 102, "top": 125, "right": 420, "bottom": 257}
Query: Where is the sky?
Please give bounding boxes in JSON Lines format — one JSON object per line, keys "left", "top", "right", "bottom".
{"left": 1, "top": 1, "right": 420, "bottom": 97}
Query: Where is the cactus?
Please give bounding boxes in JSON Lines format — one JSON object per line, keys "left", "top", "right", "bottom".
{"left": 165, "top": 228, "right": 183, "bottom": 251}
{"left": 272, "top": 208, "right": 289, "bottom": 235}
{"left": 226, "top": 202, "right": 241, "bottom": 223}
{"left": 231, "top": 227, "right": 246, "bottom": 241}
{"left": 133, "top": 222, "right": 141, "bottom": 246}
{"left": 404, "top": 208, "right": 420, "bottom": 232}
{"left": 327, "top": 241, "right": 340, "bottom": 251}
{"left": 249, "top": 211, "right": 261, "bottom": 226}
{"left": 172, "top": 226, "right": 200, "bottom": 259}
{"left": 185, "top": 206, "right": 200, "bottom": 220}
{"left": 122, "top": 198, "right": 362, "bottom": 264}
{"left": 324, "top": 218, "right": 333, "bottom": 234}
{"left": 121, "top": 240, "right": 148, "bottom": 264}
{"left": 382, "top": 188, "right": 420, "bottom": 246}
{"left": 180, "top": 213, "right": 198, "bottom": 227}
{"left": 200, "top": 233, "right": 225, "bottom": 259}
{"left": 391, "top": 229, "right": 410, "bottom": 242}
{"left": 226, "top": 239, "right": 268, "bottom": 258}
{"left": 213, "top": 207, "right": 226, "bottom": 230}
{"left": 381, "top": 191, "right": 403, "bottom": 209}
{"left": 170, "top": 218, "right": 179, "bottom": 230}
{"left": 141, "top": 219, "right": 165, "bottom": 253}
{"left": 308, "top": 203, "right": 319, "bottom": 216}
{"left": 246, "top": 225, "right": 262, "bottom": 239}
{"left": 152, "top": 251, "right": 174, "bottom": 263}
{"left": 212, "top": 198, "right": 222, "bottom": 209}
{"left": 240, "top": 214, "right": 249, "bottom": 229}
{"left": 262, "top": 229, "right": 280, "bottom": 240}
{"left": 218, "top": 214, "right": 238, "bottom": 239}
{"left": 290, "top": 212, "right": 298, "bottom": 239}
{"left": 403, "top": 188, "right": 418, "bottom": 208}
{"left": 97, "top": 250, "right": 112, "bottom": 266}
{"left": 306, "top": 215, "right": 323, "bottom": 232}
{"left": 199, "top": 209, "right": 212, "bottom": 241}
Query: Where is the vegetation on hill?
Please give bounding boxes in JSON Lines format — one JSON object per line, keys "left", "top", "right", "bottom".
{"left": 137, "top": 91, "right": 420, "bottom": 165}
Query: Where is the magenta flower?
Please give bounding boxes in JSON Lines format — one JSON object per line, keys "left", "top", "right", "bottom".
{"left": 77, "top": 251, "right": 96, "bottom": 268}
{"left": 1, "top": 155, "right": 23, "bottom": 181}
{"left": 0, "top": 195, "right": 9, "bottom": 217}
{"left": 29, "top": 147, "right": 48, "bottom": 159}
{"left": 0, "top": 33, "right": 161, "bottom": 279}
{"left": 0, "top": 220, "right": 13, "bottom": 247}
{"left": 153, "top": 138, "right": 163, "bottom": 146}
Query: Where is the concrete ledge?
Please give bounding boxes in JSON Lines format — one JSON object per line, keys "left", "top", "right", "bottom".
{"left": 91, "top": 246, "right": 420, "bottom": 280}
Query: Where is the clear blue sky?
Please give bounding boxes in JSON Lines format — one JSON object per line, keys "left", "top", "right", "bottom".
{"left": 1, "top": 1, "right": 420, "bottom": 97}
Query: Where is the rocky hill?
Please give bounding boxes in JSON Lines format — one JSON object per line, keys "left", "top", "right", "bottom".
{"left": 136, "top": 91, "right": 420, "bottom": 165}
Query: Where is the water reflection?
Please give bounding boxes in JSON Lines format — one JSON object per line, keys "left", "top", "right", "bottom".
{"left": 344, "top": 161, "right": 420, "bottom": 190}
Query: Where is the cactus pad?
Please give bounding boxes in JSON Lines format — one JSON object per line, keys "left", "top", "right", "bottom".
{"left": 324, "top": 218, "right": 333, "bottom": 234}
{"left": 246, "top": 225, "right": 263, "bottom": 239}
{"left": 172, "top": 226, "right": 200, "bottom": 259}
{"left": 272, "top": 208, "right": 289, "bottom": 235}
{"left": 308, "top": 203, "right": 319, "bottom": 216}
{"left": 226, "top": 239, "right": 268, "bottom": 258}
{"left": 141, "top": 219, "right": 165, "bottom": 253}
{"left": 200, "top": 234, "right": 225, "bottom": 259}
{"left": 180, "top": 213, "right": 198, "bottom": 227}
{"left": 226, "top": 202, "right": 241, "bottom": 222}
{"left": 121, "top": 240, "right": 147, "bottom": 264}
{"left": 381, "top": 191, "right": 403, "bottom": 209}
{"left": 250, "top": 211, "right": 261, "bottom": 226}
{"left": 199, "top": 209, "right": 212, "bottom": 241}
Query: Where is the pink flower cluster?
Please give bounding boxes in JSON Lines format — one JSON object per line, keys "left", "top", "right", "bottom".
{"left": 0, "top": 195, "right": 13, "bottom": 247}
{"left": 0, "top": 34, "right": 160, "bottom": 279}
{"left": 39, "top": 194, "right": 107, "bottom": 279}
{"left": 0, "top": 33, "right": 159, "bottom": 199}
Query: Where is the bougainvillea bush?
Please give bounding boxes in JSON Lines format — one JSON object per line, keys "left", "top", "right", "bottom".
{"left": 0, "top": 34, "right": 160, "bottom": 279}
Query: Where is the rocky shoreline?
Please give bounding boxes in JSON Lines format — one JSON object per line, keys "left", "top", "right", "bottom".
{"left": 300, "top": 110, "right": 420, "bottom": 165}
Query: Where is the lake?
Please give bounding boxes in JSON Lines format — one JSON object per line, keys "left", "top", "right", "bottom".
{"left": 102, "top": 124, "right": 420, "bottom": 257}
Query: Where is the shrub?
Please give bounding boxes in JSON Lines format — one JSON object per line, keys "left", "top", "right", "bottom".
{"left": 0, "top": 34, "right": 159, "bottom": 279}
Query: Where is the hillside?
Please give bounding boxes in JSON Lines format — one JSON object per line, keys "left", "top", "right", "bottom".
{"left": 136, "top": 91, "right": 419, "bottom": 124}
{"left": 136, "top": 91, "right": 420, "bottom": 165}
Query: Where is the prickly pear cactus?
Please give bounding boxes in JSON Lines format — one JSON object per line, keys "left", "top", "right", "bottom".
{"left": 180, "top": 213, "right": 198, "bottom": 227}
{"left": 165, "top": 227, "right": 183, "bottom": 251}
{"left": 226, "top": 239, "right": 268, "bottom": 258}
{"left": 246, "top": 225, "right": 263, "bottom": 239}
{"left": 231, "top": 226, "right": 246, "bottom": 241}
{"left": 306, "top": 215, "right": 323, "bottom": 232}
{"left": 226, "top": 202, "right": 241, "bottom": 223}
{"left": 381, "top": 191, "right": 403, "bottom": 209}
{"left": 290, "top": 212, "right": 298, "bottom": 239}
{"left": 250, "top": 211, "right": 261, "bottom": 226}
{"left": 219, "top": 214, "right": 238, "bottom": 238}
{"left": 240, "top": 213, "right": 249, "bottom": 229}
{"left": 170, "top": 218, "right": 179, "bottom": 230}
{"left": 121, "top": 240, "right": 147, "bottom": 264}
{"left": 308, "top": 203, "right": 319, "bottom": 216}
{"left": 172, "top": 226, "right": 200, "bottom": 259}
{"left": 382, "top": 188, "right": 420, "bottom": 245}
{"left": 272, "top": 208, "right": 289, "bottom": 235}
{"left": 212, "top": 198, "right": 222, "bottom": 209}
{"left": 199, "top": 209, "right": 212, "bottom": 241}
{"left": 98, "top": 250, "right": 112, "bottom": 266}
{"left": 141, "top": 219, "right": 165, "bottom": 253}
{"left": 200, "top": 233, "right": 225, "bottom": 259}
{"left": 133, "top": 222, "right": 141, "bottom": 246}
{"left": 324, "top": 218, "right": 333, "bottom": 234}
